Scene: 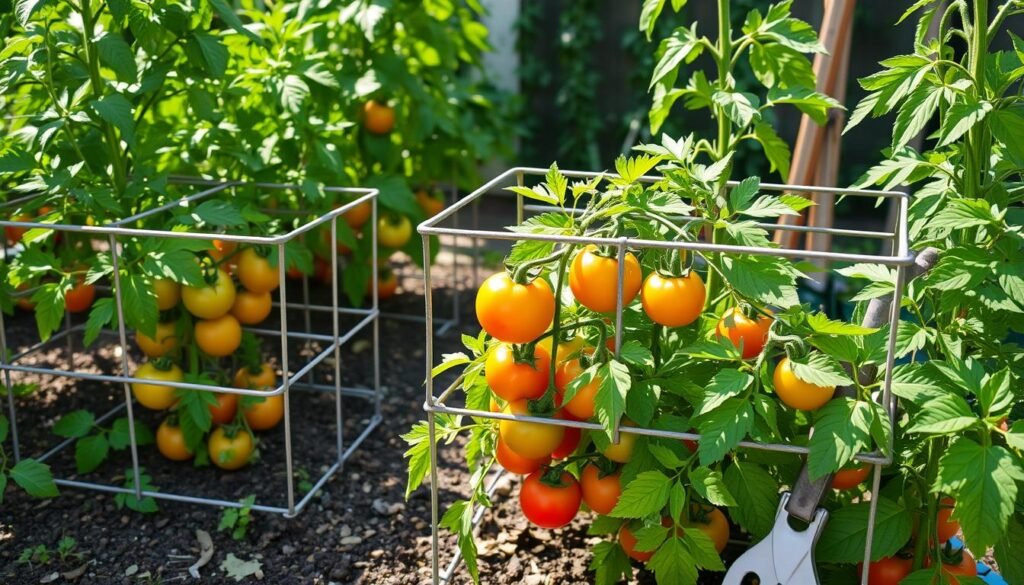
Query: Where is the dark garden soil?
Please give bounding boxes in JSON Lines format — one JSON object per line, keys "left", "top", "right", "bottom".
{"left": 0, "top": 246, "right": 748, "bottom": 585}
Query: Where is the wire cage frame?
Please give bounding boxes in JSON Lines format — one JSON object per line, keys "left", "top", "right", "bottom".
{"left": 0, "top": 178, "right": 382, "bottom": 517}
{"left": 418, "top": 166, "right": 914, "bottom": 584}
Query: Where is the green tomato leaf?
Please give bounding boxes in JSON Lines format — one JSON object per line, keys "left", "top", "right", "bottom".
{"left": 75, "top": 433, "right": 110, "bottom": 474}
{"left": 817, "top": 496, "right": 912, "bottom": 563}
{"left": 688, "top": 468, "right": 736, "bottom": 507}
{"left": 935, "top": 439, "right": 1024, "bottom": 550}
{"left": 611, "top": 470, "right": 672, "bottom": 519}
{"left": 693, "top": 397, "right": 753, "bottom": 465}
{"left": 806, "top": 398, "right": 874, "bottom": 479}
{"left": 10, "top": 458, "right": 58, "bottom": 498}
{"left": 723, "top": 461, "right": 779, "bottom": 539}
{"left": 53, "top": 410, "right": 96, "bottom": 438}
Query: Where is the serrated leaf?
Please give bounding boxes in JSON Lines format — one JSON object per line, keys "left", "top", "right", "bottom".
{"left": 787, "top": 351, "right": 853, "bottom": 387}
{"left": 688, "top": 468, "right": 736, "bottom": 507}
{"left": 723, "top": 462, "right": 778, "bottom": 538}
{"left": 807, "top": 398, "right": 875, "bottom": 479}
{"left": 109, "top": 417, "right": 153, "bottom": 450}
{"left": 648, "top": 537, "right": 698, "bottom": 585}
{"left": 807, "top": 313, "right": 878, "bottom": 336}
{"left": 694, "top": 397, "right": 753, "bottom": 465}
{"left": 905, "top": 391, "right": 976, "bottom": 435}
{"left": 595, "top": 360, "right": 631, "bottom": 441}
{"left": 817, "top": 497, "right": 912, "bottom": 562}
{"left": 650, "top": 24, "right": 701, "bottom": 89}
{"left": 209, "top": 0, "right": 263, "bottom": 44}
{"left": 53, "top": 409, "right": 96, "bottom": 438}
{"left": 719, "top": 254, "right": 800, "bottom": 308}
{"left": 938, "top": 99, "right": 992, "bottom": 147}
{"left": 10, "top": 459, "right": 58, "bottom": 498}
{"left": 83, "top": 297, "right": 115, "bottom": 347}
{"left": 96, "top": 33, "right": 137, "bottom": 82}
{"left": 611, "top": 471, "right": 672, "bottom": 518}
{"left": 935, "top": 439, "right": 1024, "bottom": 549}
{"left": 697, "top": 370, "right": 752, "bottom": 416}
{"left": 75, "top": 433, "right": 109, "bottom": 473}
{"left": 91, "top": 93, "right": 136, "bottom": 147}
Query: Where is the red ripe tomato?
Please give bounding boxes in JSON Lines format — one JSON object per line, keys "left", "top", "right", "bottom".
{"left": 554, "top": 357, "right": 601, "bottom": 420}
{"left": 619, "top": 523, "right": 655, "bottom": 563}
{"left": 569, "top": 245, "right": 642, "bottom": 313}
{"left": 519, "top": 469, "right": 582, "bottom": 529}
{"left": 832, "top": 465, "right": 871, "bottom": 490}
{"left": 5, "top": 214, "right": 32, "bottom": 244}
{"left": 860, "top": 556, "right": 913, "bottom": 585}
{"left": 475, "top": 273, "right": 554, "bottom": 344}
{"left": 934, "top": 550, "right": 977, "bottom": 582}
{"left": 65, "top": 281, "right": 96, "bottom": 313}
{"left": 485, "top": 344, "right": 551, "bottom": 402}
{"left": 641, "top": 272, "right": 706, "bottom": 327}
{"left": 208, "top": 393, "right": 238, "bottom": 426}
{"left": 936, "top": 497, "right": 960, "bottom": 542}
{"left": 716, "top": 307, "right": 772, "bottom": 359}
{"left": 580, "top": 465, "right": 621, "bottom": 515}
{"left": 551, "top": 421, "right": 581, "bottom": 459}
{"left": 495, "top": 438, "right": 550, "bottom": 475}
{"left": 773, "top": 357, "right": 835, "bottom": 411}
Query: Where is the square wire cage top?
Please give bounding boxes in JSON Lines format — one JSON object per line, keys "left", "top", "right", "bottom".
{"left": 417, "top": 166, "right": 915, "bottom": 465}
{"left": 0, "top": 178, "right": 380, "bottom": 400}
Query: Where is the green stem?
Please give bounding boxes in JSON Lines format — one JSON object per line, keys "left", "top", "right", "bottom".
{"left": 80, "top": 0, "right": 127, "bottom": 195}
{"left": 964, "top": 0, "right": 989, "bottom": 200}
{"left": 706, "top": 0, "right": 732, "bottom": 309}
{"left": 545, "top": 247, "right": 575, "bottom": 399}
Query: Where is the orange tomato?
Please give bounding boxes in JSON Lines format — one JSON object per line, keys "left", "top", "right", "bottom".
{"left": 495, "top": 437, "right": 550, "bottom": 475}
{"left": 236, "top": 248, "right": 280, "bottom": 294}
{"left": 580, "top": 465, "right": 621, "bottom": 515}
{"left": 194, "top": 314, "right": 242, "bottom": 357}
{"left": 4, "top": 214, "right": 32, "bottom": 243}
{"left": 716, "top": 307, "right": 772, "bottom": 359}
{"left": 773, "top": 357, "right": 835, "bottom": 411}
{"left": 641, "top": 272, "right": 706, "bottom": 327}
{"left": 234, "top": 363, "right": 276, "bottom": 390}
{"left": 569, "top": 245, "right": 642, "bottom": 313}
{"left": 485, "top": 344, "right": 551, "bottom": 402}
{"left": 498, "top": 399, "right": 564, "bottom": 459}
{"left": 208, "top": 392, "right": 238, "bottom": 426}
{"left": 363, "top": 100, "right": 395, "bottom": 134}
{"left": 554, "top": 357, "right": 601, "bottom": 420}
{"left": 231, "top": 289, "right": 273, "bottom": 325}
{"left": 153, "top": 278, "right": 181, "bottom": 311}
{"left": 339, "top": 200, "right": 372, "bottom": 229}
{"left": 936, "top": 497, "right": 960, "bottom": 542}
{"left": 619, "top": 523, "right": 655, "bottom": 563}
{"left": 475, "top": 273, "right": 554, "bottom": 344}
{"left": 683, "top": 506, "right": 730, "bottom": 553}
{"left": 156, "top": 419, "right": 192, "bottom": 461}
{"left": 244, "top": 394, "right": 284, "bottom": 431}
{"left": 135, "top": 321, "right": 179, "bottom": 358}
{"left": 415, "top": 190, "right": 444, "bottom": 217}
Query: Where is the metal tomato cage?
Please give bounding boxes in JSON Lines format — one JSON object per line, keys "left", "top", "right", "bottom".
{"left": 418, "top": 167, "right": 913, "bottom": 583}
{"left": 0, "top": 178, "right": 382, "bottom": 517}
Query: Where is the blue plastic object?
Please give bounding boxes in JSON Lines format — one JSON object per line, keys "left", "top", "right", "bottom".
{"left": 946, "top": 538, "right": 1006, "bottom": 584}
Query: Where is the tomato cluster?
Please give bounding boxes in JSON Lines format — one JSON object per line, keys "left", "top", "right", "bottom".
{"left": 133, "top": 243, "right": 289, "bottom": 471}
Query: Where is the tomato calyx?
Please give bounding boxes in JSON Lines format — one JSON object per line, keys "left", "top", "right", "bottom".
{"left": 151, "top": 356, "right": 178, "bottom": 373}
{"left": 539, "top": 464, "right": 572, "bottom": 487}
{"left": 511, "top": 342, "right": 540, "bottom": 367}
